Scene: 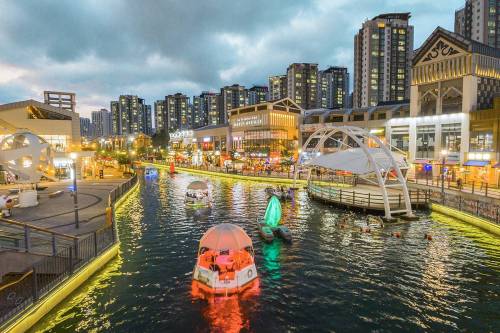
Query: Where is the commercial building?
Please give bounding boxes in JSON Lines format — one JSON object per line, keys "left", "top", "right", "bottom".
{"left": 44, "top": 91, "right": 76, "bottom": 113}
{"left": 220, "top": 84, "right": 247, "bottom": 123}
{"left": 166, "top": 93, "right": 191, "bottom": 131}
{"left": 229, "top": 98, "right": 302, "bottom": 162}
{"left": 287, "top": 63, "right": 318, "bottom": 110}
{"left": 192, "top": 124, "right": 230, "bottom": 166}
{"left": 0, "top": 99, "right": 90, "bottom": 179}
{"left": 248, "top": 86, "right": 269, "bottom": 105}
{"left": 91, "top": 109, "right": 112, "bottom": 137}
{"left": 269, "top": 75, "right": 287, "bottom": 101}
{"left": 110, "top": 95, "right": 151, "bottom": 136}
{"left": 317, "top": 66, "right": 350, "bottom": 109}
{"left": 154, "top": 100, "right": 167, "bottom": 133}
{"left": 301, "top": 27, "right": 500, "bottom": 185}
{"left": 353, "top": 13, "right": 414, "bottom": 108}
{"left": 456, "top": 0, "right": 500, "bottom": 48}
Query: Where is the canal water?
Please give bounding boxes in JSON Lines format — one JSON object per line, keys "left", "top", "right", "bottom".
{"left": 32, "top": 171, "right": 500, "bottom": 332}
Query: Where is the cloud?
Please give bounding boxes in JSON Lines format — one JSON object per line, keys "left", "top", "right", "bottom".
{"left": 0, "top": 0, "right": 462, "bottom": 116}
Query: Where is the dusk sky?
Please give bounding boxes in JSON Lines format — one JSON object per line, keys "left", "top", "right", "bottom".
{"left": 0, "top": 0, "right": 462, "bottom": 117}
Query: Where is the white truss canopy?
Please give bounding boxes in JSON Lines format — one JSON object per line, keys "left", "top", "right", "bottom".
{"left": 296, "top": 125, "right": 413, "bottom": 218}
{"left": 305, "top": 148, "right": 408, "bottom": 175}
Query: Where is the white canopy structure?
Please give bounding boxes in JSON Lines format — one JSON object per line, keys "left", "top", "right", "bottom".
{"left": 296, "top": 125, "right": 413, "bottom": 219}
{"left": 305, "top": 148, "right": 408, "bottom": 175}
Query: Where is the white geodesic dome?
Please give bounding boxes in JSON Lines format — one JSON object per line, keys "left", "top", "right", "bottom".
{"left": 0, "top": 131, "right": 52, "bottom": 183}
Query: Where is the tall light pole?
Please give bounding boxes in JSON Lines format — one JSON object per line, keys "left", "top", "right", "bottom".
{"left": 70, "top": 152, "right": 79, "bottom": 229}
{"left": 441, "top": 149, "right": 448, "bottom": 203}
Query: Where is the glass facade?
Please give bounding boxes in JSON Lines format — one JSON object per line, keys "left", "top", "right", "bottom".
{"left": 470, "top": 130, "right": 494, "bottom": 152}
{"left": 441, "top": 123, "right": 461, "bottom": 160}
{"left": 390, "top": 126, "right": 410, "bottom": 153}
{"left": 416, "top": 125, "right": 435, "bottom": 159}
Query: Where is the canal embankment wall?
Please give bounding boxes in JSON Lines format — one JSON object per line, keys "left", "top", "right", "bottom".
{"left": 0, "top": 176, "right": 139, "bottom": 333}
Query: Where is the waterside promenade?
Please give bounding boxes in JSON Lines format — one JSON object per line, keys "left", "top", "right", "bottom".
{"left": 0, "top": 171, "right": 138, "bottom": 332}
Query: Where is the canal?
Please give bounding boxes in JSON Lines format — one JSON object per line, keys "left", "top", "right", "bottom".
{"left": 32, "top": 171, "right": 500, "bottom": 332}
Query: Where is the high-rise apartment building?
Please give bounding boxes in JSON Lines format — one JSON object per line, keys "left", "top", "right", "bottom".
{"left": 110, "top": 95, "right": 150, "bottom": 135}
{"left": 455, "top": 7, "right": 466, "bottom": 36}
{"left": 248, "top": 86, "right": 268, "bottom": 105}
{"left": 269, "top": 75, "right": 288, "bottom": 101}
{"left": 80, "top": 117, "right": 94, "bottom": 138}
{"left": 353, "top": 13, "right": 414, "bottom": 108}
{"left": 202, "top": 92, "right": 222, "bottom": 126}
{"left": 44, "top": 91, "right": 76, "bottom": 113}
{"left": 220, "top": 84, "right": 247, "bottom": 123}
{"left": 456, "top": 0, "right": 500, "bottom": 48}
{"left": 191, "top": 96, "right": 203, "bottom": 128}
{"left": 143, "top": 104, "right": 152, "bottom": 135}
{"left": 317, "top": 66, "right": 350, "bottom": 109}
{"left": 91, "top": 108, "right": 112, "bottom": 137}
{"left": 287, "top": 63, "right": 318, "bottom": 110}
{"left": 166, "top": 93, "right": 191, "bottom": 131}
{"left": 154, "top": 100, "right": 167, "bottom": 133}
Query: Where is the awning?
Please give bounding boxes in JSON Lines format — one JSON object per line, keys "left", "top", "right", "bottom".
{"left": 463, "top": 160, "right": 489, "bottom": 167}
{"left": 413, "top": 160, "right": 429, "bottom": 164}
{"left": 305, "top": 148, "right": 408, "bottom": 175}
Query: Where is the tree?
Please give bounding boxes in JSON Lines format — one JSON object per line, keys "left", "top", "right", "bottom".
{"left": 152, "top": 129, "right": 170, "bottom": 148}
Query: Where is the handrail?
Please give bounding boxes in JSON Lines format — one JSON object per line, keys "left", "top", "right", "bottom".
{"left": 0, "top": 270, "right": 33, "bottom": 292}
{"left": 0, "top": 218, "right": 77, "bottom": 240}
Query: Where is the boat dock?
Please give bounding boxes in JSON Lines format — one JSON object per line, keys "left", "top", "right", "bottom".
{"left": 307, "top": 182, "right": 430, "bottom": 214}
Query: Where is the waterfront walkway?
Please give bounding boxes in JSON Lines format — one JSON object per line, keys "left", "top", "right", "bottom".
{"left": 0, "top": 179, "right": 129, "bottom": 236}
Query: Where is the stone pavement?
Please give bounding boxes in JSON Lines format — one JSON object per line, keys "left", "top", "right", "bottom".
{"left": 0, "top": 178, "right": 131, "bottom": 237}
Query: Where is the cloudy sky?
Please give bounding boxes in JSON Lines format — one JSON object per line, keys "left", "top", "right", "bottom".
{"left": 0, "top": 0, "right": 462, "bottom": 117}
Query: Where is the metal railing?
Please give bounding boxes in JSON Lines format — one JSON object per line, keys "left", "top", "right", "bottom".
{"left": 428, "top": 189, "right": 500, "bottom": 225}
{"left": 0, "top": 226, "right": 114, "bottom": 324}
{"left": 0, "top": 175, "right": 138, "bottom": 327}
{"left": 308, "top": 182, "right": 430, "bottom": 210}
{"left": 0, "top": 218, "right": 77, "bottom": 256}
{"left": 408, "top": 176, "right": 500, "bottom": 199}
{"left": 108, "top": 174, "right": 138, "bottom": 205}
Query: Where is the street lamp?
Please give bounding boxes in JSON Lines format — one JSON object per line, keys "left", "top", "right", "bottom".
{"left": 440, "top": 149, "right": 448, "bottom": 202}
{"left": 70, "top": 152, "right": 79, "bottom": 229}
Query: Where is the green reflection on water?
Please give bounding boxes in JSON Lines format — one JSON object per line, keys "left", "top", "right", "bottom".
{"left": 261, "top": 241, "right": 283, "bottom": 280}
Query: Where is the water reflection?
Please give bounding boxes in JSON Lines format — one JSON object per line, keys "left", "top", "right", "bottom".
{"left": 31, "top": 172, "right": 500, "bottom": 332}
{"left": 191, "top": 280, "right": 260, "bottom": 333}
{"left": 261, "top": 241, "right": 283, "bottom": 280}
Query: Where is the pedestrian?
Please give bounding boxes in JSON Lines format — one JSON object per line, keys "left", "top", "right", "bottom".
{"left": 456, "top": 177, "right": 462, "bottom": 191}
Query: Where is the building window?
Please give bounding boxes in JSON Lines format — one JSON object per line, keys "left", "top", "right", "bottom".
{"left": 416, "top": 125, "right": 435, "bottom": 159}
{"left": 390, "top": 126, "right": 409, "bottom": 153}
{"left": 470, "top": 130, "right": 494, "bottom": 152}
{"left": 441, "top": 123, "right": 461, "bottom": 160}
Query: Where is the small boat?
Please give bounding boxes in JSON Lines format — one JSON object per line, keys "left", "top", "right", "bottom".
{"left": 185, "top": 181, "right": 211, "bottom": 207}
{"left": 265, "top": 186, "right": 293, "bottom": 201}
{"left": 274, "top": 225, "right": 292, "bottom": 242}
{"left": 257, "top": 221, "right": 274, "bottom": 242}
{"left": 192, "top": 223, "right": 258, "bottom": 295}
{"left": 144, "top": 166, "right": 158, "bottom": 177}
{"left": 259, "top": 195, "right": 292, "bottom": 242}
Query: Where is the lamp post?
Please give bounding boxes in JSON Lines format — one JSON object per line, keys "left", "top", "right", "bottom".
{"left": 70, "top": 152, "right": 79, "bottom": 229}
{"left": 440, "top": 149, "right": 448, "bottom": 202}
